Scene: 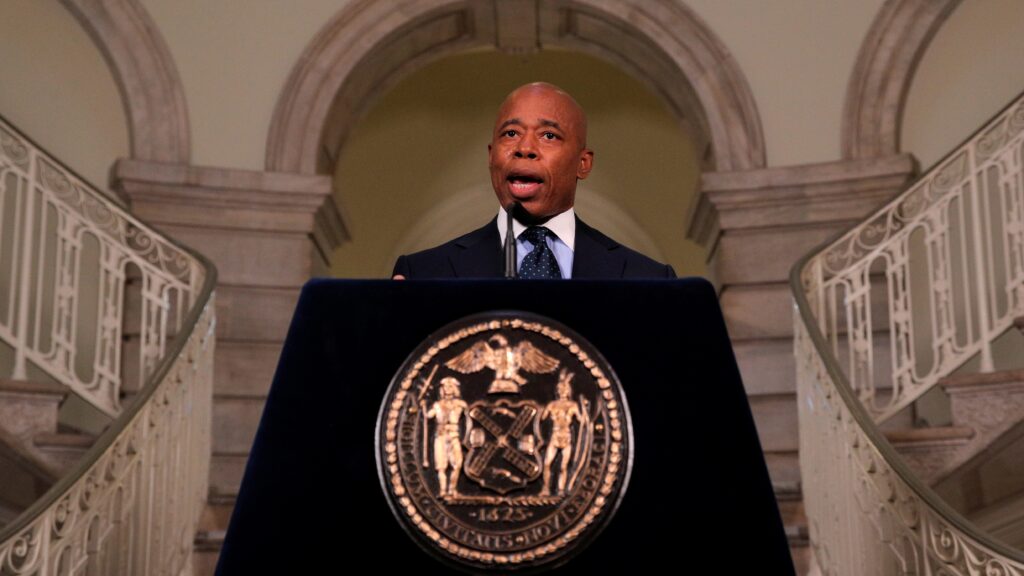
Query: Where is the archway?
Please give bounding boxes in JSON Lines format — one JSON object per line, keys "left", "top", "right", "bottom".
{"left": 61, "top": 0, "right": 190, "bottom": 163}
{"left": 266, "top": 0, "right": 764, "bottom": 176}
{"left": 841, "top": 0, "right": 961, "bottom": 159}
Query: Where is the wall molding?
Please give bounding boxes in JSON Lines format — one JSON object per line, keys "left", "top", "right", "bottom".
{"left": 842, "top": 0, "right": 961, "bottom": 159}
{"left": 62, "top": 0, "right": 191, "bottom": 163}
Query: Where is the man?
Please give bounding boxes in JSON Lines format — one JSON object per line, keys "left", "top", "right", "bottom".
{"left": 392, "top": 82, "right": 675, "bottom": 279}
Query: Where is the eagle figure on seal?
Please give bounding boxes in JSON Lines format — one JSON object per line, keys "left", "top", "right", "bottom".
{"left": 445, "top": 334, "right": 560, "bottom": 394}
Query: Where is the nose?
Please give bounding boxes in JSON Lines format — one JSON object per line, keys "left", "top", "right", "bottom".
{"left": 513, "top": 138, "right": 538, "bottom": 159}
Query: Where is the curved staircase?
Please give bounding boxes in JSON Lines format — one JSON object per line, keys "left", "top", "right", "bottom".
{"left": 793, "top": 93, "right": 1024, "bottom": 573}
{"left": 0, "top": 115, "right": 215, "bottom": 575}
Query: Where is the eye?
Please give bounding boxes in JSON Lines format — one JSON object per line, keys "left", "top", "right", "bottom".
{"left": 503, "top": 129, "right": 518, "bottom": 138}
{"left": 541, "top": 132, "right": 559, "bottom": 140}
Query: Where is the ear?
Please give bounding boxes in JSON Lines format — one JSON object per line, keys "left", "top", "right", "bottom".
{"left": 576, "top": 149, "right": 594, "bottom": 180}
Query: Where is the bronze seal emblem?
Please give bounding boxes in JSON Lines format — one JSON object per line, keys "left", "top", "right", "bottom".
{"left": 376, "top": 312, "right": 633, "bottom": 573}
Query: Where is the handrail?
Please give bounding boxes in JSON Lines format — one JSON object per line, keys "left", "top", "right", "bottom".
{"left": 793, "top": 93, "right": 1024, "bottom": 573}
{"left": 0, "top": 115, "right": 217, "bottom": 575}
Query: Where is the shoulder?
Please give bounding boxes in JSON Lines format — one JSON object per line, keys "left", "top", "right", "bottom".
{"left": 392, "top": 220, "right": 498, "bottom": 278}
{"left": 575, "top": 219, "right": 677, "bottom": 279}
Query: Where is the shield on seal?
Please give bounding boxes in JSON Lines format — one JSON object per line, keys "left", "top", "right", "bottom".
{"left": 463, "top": 399, "right": 543, "bottom": 494}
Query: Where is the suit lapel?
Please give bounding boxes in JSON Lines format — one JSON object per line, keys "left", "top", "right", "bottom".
{"left": 450, "top": 219, "right": 504, "bottom": 278}
{"left": 572, "top": 217, "right": 626, "bottom": 279}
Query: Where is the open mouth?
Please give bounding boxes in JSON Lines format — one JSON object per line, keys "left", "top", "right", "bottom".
{"left": 507, "top": 172, "right": 544, "bottom": 195}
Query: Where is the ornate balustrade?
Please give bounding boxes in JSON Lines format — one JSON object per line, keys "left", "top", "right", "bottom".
{"left": 793, "top": 95, "right": 1024, "bottom": 573}
{"left": 0, "top": 116, "right": 216, "bottom": 575}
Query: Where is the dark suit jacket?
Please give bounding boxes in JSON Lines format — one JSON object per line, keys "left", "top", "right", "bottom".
{"left": 392, "top": 217, "right": 676, "bottom": 279}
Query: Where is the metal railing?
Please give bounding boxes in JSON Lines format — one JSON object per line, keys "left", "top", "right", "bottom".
{"left": 0, "top": 116, "right": 216, "bottom": 575}
{"left": 793, "top": 94, "right": 1024, "bottom": 573}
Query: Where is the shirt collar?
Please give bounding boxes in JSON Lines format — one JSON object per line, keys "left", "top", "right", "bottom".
{"left": 496, "top": 206, "right": 576, "bottom": 251}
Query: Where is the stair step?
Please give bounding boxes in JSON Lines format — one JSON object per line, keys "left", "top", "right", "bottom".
{"left": 198, "top": 499, "right": 236, "bottom": 534}
{"left": 941, "top": 369, "right": 1024, "bottom": 391}
{"left": 778, "top": 499, "right": 808, "bottom": 539}
{"left": 0, "top": 378, "right": 67, "bottom": 396}
{"left": 34, "top": 432, "right": 96, "bottom": 448}
{"left": 193, "top": 531, "right": 224, "bottom": 576}
{"left": 885, "top": 426, "right": 975, "bottom": 447}
{"left": 193, "top": 486, "right": 237, "bottom": 576}
{"left": 0, "top": 379, "right": 65, "bottom": 443}
{"left": 33, "top": 432, "right": 96, "bottom": 473}
{"left": 773, "top": 480, "right": 802, "bottom": 499}
{"left": 194, "top": 530, "right": 226, "bottom": 550}
{"left": 942, "top": 369, "right": 1024, "bottom": 432}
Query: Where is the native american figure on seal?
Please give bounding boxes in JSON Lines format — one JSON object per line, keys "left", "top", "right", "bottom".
{"left": 541, "top": 369, "right": 586, "bottom": 496}
{"left": 424, "top": 376, "right": 470, "bottom": 497}
{"left": 445, "top": 334, "right": 559, "bottom": 394}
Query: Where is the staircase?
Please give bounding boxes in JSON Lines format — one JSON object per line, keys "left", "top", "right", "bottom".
{"left": 793, "top": 92, "right": 1024, "bottom": 573}
{"left": 0, "top": 378, "right": 97, "bottom": 526}
{"left": 0, "top": 115, "right": 215, "bottom": 574}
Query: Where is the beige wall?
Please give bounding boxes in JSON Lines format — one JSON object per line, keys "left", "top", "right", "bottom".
{"left": 330, "top": 49, "right": 701, "bottom": 278}
{"left": 139, "top": 0, "right": 345, "bottom": 171}
{"left": 903, "top": 0, "right": 1024, "bottom": 169}
{"left": 0, "top": 0, "right": 128, "bottom": 192}
{"left": 687, "top": 0, "right": 884, "bottom": 166}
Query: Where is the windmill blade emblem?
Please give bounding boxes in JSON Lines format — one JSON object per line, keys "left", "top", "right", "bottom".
{"left": 445, "top": 334, "right": 560, "bottom": 394}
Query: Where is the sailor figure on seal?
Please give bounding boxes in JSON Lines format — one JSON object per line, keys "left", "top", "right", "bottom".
{"left": 424, "top": 376, "right": 469, "bottom": 497}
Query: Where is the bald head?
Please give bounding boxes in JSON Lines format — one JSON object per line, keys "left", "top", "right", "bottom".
{"left": 496, "top": 82, "right": 588, "bottom": 148}
{"left": 488, "top": 82, "right": 594, "bottom": 220}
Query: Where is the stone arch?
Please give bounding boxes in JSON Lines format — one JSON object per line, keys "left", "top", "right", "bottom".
{"left": 265, "top": 0, "right": 765, "bottom": 175}
{"left": 841, "top": 0, "right": 961, "bottom": 159}
{"left": 61, "top": 0, "right": 190, "bottom": 163}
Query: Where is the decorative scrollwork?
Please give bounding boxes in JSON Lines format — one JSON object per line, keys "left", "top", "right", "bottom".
{"left": 795, "top": 320, "right": 1024, "bottom": 575}
{"left": 977, "top": 120, "right": 1007, "bottom": 162}
{"left": 930, "top": 152, "right": 970, "bottom": 193}
{"left": 806, "top": 91, "right": 1024, "bottom": 425}
{"left": 1006, "top": 102, "right": 1024, "bottom": 139}
{"left": 0, "top": 131, "right": 30, "bottom": 171}
{"left": 1, "top": 528, "right": 42, "bottom": 574}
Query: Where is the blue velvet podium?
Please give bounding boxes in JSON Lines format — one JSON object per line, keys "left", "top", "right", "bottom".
{"left": 216, "top": 278, "right": 794, "bottom": 574}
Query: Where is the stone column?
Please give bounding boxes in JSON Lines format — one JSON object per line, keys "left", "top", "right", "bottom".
{"left": 112, "top": 159, "right": 347, "bottom": 497}
{"left": 687, "top": 154, "right": 916, "bottom": 488}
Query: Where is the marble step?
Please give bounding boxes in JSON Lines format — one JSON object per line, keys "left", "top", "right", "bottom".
{"left": 0, "top": 378, "right": 65, "bottom": 443}
{"left": 193, "top": 486, "right": 237, "bottom": 576}
{"left": 885, "top": 425, "right": 975, "bottom": 483}
{"left": 33, "top": 431, "right": 96, "bottom": 474}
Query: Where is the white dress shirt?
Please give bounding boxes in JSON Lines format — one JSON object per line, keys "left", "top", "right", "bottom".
{"left": 496, "top": 206, "right": 576, "bottom": 278}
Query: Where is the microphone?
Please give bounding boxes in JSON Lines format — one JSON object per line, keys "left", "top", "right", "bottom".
{"left": 504, "top": 202, "right": 518, "bottom": 278}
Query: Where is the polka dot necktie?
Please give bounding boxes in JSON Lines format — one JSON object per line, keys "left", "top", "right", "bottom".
{"left": 518, "top": 226, "right": 562, "bottom": 279}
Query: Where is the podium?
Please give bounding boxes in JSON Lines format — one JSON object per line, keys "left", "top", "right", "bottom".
{"left": 216, "top": 279, "right": 794, "bottom": 574}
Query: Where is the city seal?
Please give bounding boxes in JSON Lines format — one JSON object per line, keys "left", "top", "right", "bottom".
{"left": 376, "top": 312, "right": 634, "bottom": 573}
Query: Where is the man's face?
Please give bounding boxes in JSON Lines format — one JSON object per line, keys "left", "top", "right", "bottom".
{"left": 488, "top": 86, "right": 593, "bottom": 222}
